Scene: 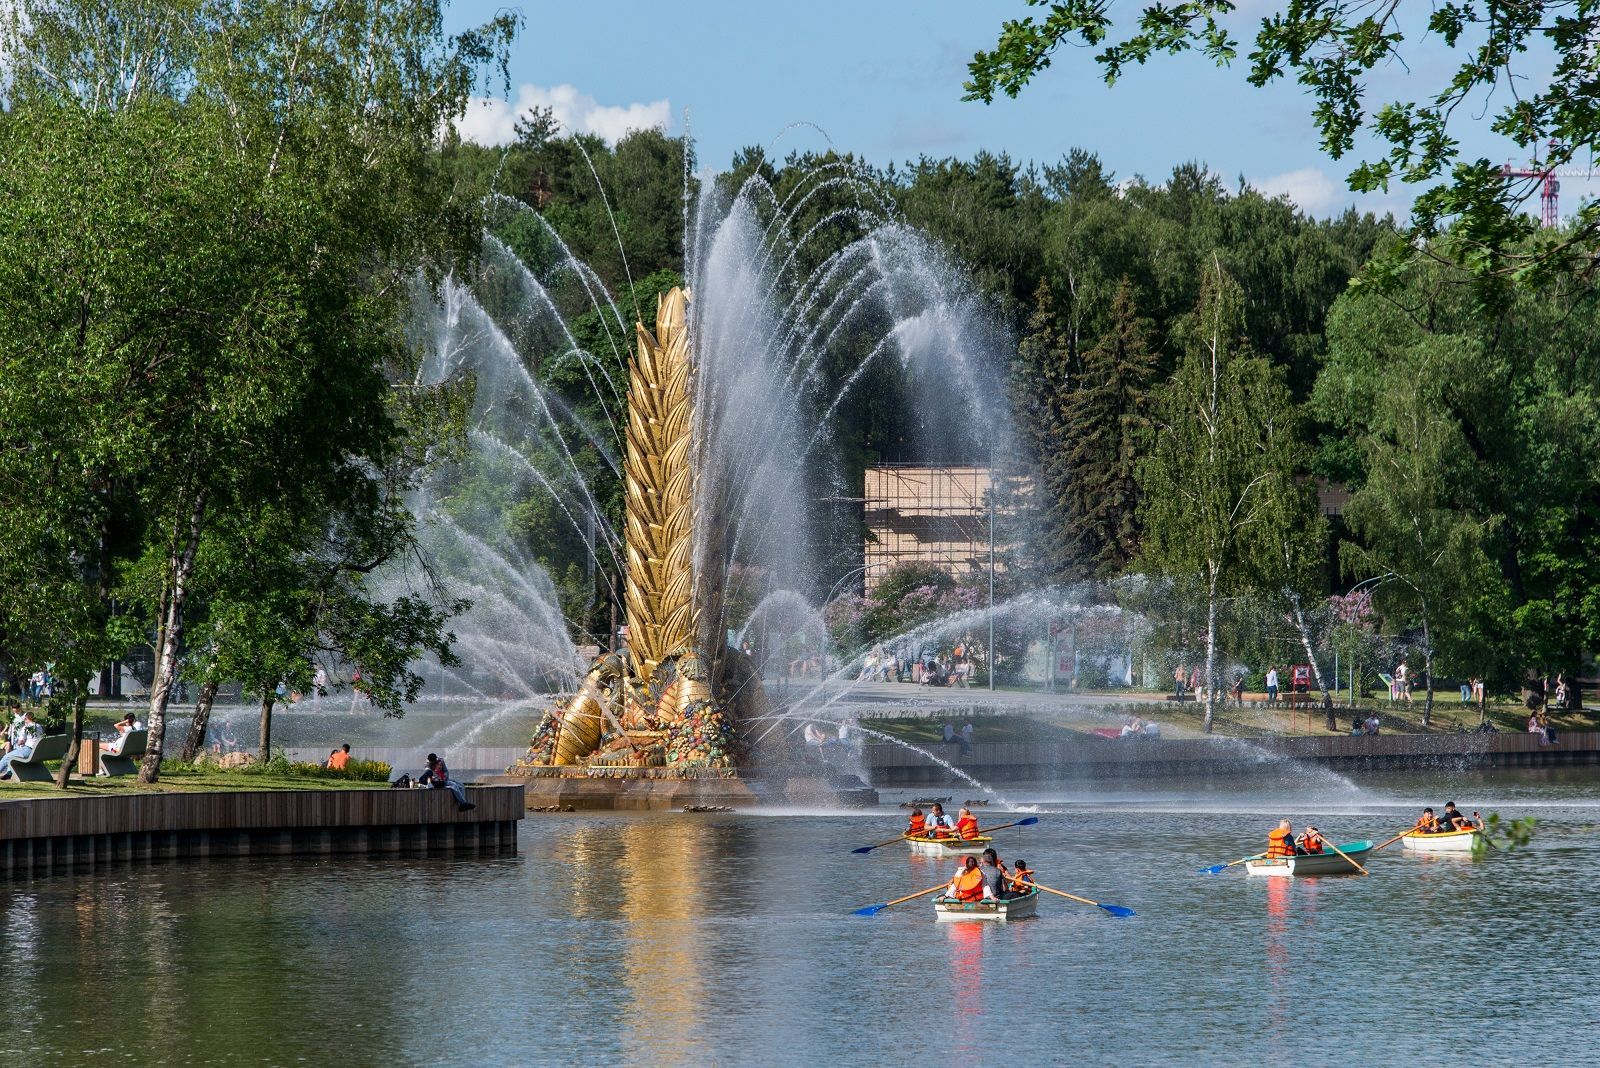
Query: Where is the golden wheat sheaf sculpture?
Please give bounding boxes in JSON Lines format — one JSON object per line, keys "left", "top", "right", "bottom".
{"left": 623, "top": 287, "right": 698, "bottom": 686}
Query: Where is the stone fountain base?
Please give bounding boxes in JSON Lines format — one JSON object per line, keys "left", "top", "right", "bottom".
{"left": 484, "top": 766, "right": 878, "bottom": 811}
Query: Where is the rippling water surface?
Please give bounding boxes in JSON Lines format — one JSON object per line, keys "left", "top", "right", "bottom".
{"left": 7, "top": 770, "right": 1600, "bottom": 1066}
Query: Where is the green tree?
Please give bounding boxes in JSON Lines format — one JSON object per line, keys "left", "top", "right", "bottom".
{"left": 0, "top": 0, "right": 516, "bottom": 781}
{"left": 965, "top": 1, "right": 1600, "bottom": 290}
{"left": 1056, "top": 278, "right": 1158, "bottom": 578}
{"left": 1138, "top": 259, "right": 1300, "bottom": 732}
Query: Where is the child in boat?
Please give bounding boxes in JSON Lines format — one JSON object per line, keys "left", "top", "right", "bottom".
{"left": 906, "top": 808, "right": 926, "bottom": 837}
{"left": 1439, "top": 802, "right": 1479, "bottom": 831}
{"left": 1295, "top": 826, "right": 1325, "bottom": 854}
{"left": 1006, "top": 859, "right": 1034, "bottom": 897}
{"left": 954, "top": 806, "right": 980, "bottom": 840}
{"left": 1415, "top": 807, "right": 1440, "bottom": 833}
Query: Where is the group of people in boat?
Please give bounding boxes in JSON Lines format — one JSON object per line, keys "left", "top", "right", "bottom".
{"left": 1265, "top": 820, "right": 1329, "bottom": 858}
{"left": 906, "top": 803, "right": 979, "bottom": 840}
{"left": 945, "top": 849, "right": 1035, "bottom": 902}
{"left": 1413, "top": 802, "right": 1482, "bottom": 834}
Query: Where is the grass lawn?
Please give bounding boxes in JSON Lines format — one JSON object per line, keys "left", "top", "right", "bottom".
{"left": 0, "top": 767, "right": 389, "bottom": 801}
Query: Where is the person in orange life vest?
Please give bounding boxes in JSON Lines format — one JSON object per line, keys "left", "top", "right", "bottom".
{"left": 925, "top": 803, "right": 955, "bottom": 838}
{"left": 1295, "top": 825, "right": 1325, "bottom": 855}
{"left": 327, "top": 743, "right": 351, "bottom": 771}
{"left": 1007, "top": 858, "right": 1035, "bottom": 897}
{"left": 947, "top": 856, "right": 991, "bottom": 902}
{"left": 906, "top": 808, "right": 926, "bottom": 837}
{"left": 1266, "top": 820, "right": 1295, "bottom": 859}
{"left": 1415, "top": 807, "right": 1440, "bottom": 833}
{"left": 955, "top": 806, "right": 980, "bottom": 840}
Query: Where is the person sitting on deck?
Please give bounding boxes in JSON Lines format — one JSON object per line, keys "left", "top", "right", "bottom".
{"left": 947, "top": 856, "right": 992, "bottom": 902}
{"left": 1296, "top": 826, "right": 1326, "bottom": 855}
{"left": 327, "top": 744, "right": 351, "bottom": 771}
{"left": 924, "top": 803, "right": 955, "bottom": 838}
{"left": 1414, "top": 807, "right": 1440, "bottom": 833}
{"left": 955, "top": 806, "right": 980, "bottom": 840}
{"left": 0, "top": 710, "right": 42, "bottom": 780}
{"left": 419, "top": 753, "right": 475, "bottom": 812}
{"left": 1266, "top": 819, "right": 1295, "bottom": 859}
{"left": 1007, "top": 859, "right": 1035, "bottom": 897}
{"left": 906, "top": 808, "right": 926, "bottom": 838}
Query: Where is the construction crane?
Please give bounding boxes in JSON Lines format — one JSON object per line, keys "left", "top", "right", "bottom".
{"left": 1502, "top": 141, "right": 1600, "bottom": 227}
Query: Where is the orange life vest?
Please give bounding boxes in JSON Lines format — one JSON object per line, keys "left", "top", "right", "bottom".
{"left": 907, "top": 813, "right": 926, "bottom": 836}
{"left": 1416, "top": 814, "right": 1438, "bottom": 833}
{"left": 328, "top": 751, "right": 350, "bottom": 771}
{"left": 1298, "top": 832, "right": 1324, "bottom": 855}
{"left": 956, "top": 814, "right": 979, "bottom": 840}
{"left": 952, "top": 867, "right": 985, "bottom": 902}
{"left": 1266, "top": 828, "right": 1294, "bottom": 859}
{"left": 1009, "top": 868, "right": 1034, "bottom": 893}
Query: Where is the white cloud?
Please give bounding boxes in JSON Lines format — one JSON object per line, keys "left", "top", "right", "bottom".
{"left": 458, "top": 83, "right": 671, "bottom": 146}
{"left": 1252, "top": 166, "right": 1345, "bottom": 215}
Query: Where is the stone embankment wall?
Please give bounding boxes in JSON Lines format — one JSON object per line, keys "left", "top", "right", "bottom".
{"left": 865, "top": 731, "right": 1600, "bottom": 786}
{"left": 0, "top": 785, "right": 524, "bottom": 876}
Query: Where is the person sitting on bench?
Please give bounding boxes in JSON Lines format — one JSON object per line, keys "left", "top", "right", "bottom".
{"left": 0, "top": 711, "right": 43, "bottom": 780}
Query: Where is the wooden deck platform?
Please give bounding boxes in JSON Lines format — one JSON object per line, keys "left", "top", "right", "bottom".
{"left": 0, "top": 785, "right": 524, "bottom": 876}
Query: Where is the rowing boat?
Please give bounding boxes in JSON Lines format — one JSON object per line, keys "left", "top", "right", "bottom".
{"left": 906, "top": 834, "right": 992, "bottom": 857}
{"left": 933, "top": 889, "right": 1040, "bottom": 921}
{"left": 1401, "top": 828, "right": 1481, "bottom": 853}
{"left": 1244, "top": 841, "right": 1374, "bottom": 876}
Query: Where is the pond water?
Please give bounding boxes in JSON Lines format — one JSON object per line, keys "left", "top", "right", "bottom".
{"left": 7, "top": 770, "right": 1599, "bottom": 1066}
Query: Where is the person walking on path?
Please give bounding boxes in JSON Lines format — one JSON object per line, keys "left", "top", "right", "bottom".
{"left": 1265, "top": 667, "right": 1279, "bottom": 707}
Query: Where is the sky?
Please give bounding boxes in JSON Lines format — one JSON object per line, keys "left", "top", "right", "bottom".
{"left": 446, "top": 1, "right": 1600, "bottom": 221}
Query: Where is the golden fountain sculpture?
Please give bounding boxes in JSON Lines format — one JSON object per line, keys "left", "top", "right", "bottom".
{"left": 523, "top": 288, "right": 762, "bottom": 772}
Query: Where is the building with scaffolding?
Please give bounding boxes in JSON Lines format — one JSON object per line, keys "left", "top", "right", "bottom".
{"left": 861, "top": 465, "right": 1027, "bottom": 592}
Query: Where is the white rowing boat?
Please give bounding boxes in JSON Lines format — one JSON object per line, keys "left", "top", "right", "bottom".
{"left": 906, "top": 834, "right": 992, "bottom": 857}
{"left": 1245, "top": 841, "right": 1374, "bottom": 876}
{"left": 933, "top": 889, "right": 1040, "bottom": 921}
{"left": 1401, "top": 828, "right": 1482, "bottom": 853}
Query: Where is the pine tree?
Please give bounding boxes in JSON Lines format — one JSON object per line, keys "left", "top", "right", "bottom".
{"left": 1007, "top": 280, "right": 1078, "bottom": 581}
{"left": 1054, "top": 278, "right": 1157, "bottom": 578}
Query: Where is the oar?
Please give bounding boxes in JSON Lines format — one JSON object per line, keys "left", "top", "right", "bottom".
{"left": 977, "top": 815, "right": 1039, "bottom": 836}
{"left": 852, "top": 833, "right": 911, "bottom": 855}
{"left": 1198, "top": 851, "right": 1266, "bottom": 875}
{"left": 1319, "top": 835, "right": 1370, "bottom": 876}
{"left": 1372, "top": 826, "right": 1416, "bottom": 852}
{"left": 1018, "top": 879, "right": 1135, "bottom": 917}
{"left": 852, "top": 882, "right": 949, "bottom": 916}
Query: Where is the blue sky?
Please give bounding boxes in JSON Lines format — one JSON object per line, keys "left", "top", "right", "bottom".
{"left": 447, "top": 1, "right": 1598, "bottom": 221}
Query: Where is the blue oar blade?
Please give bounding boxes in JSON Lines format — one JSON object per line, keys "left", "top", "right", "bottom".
{"left": 1198, "top": 864, "right": 1228, "bottom": 875}
{"left": 852, "top": 903, "right": 887, "bottom": 916}
{"left": 851, "top": 846, "right": 875, "bottom": 854}
{"left": 1098, "top": 903, "right": 1136, "bottom": 918}
{"left": 1017, "top": 816, "right": 1039, "bottom": 826}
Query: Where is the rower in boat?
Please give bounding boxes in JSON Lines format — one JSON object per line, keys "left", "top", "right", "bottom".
{"left": 947, "top": 856, "right": 993, "bottom": 902}
{"left": 1295, "top": 825, "right": 1326, "bottom": 855}
{"left": 1266, "top": 819, "right": 1296, "bottom": 859}
{"left": 925, "top": 803, "right": 956, "bottom": 839}
{"left": 1439, "top": 801, "right": 1482, "bottom": 831}
{"left": 906, "top": 808, "right": 926, "bottom": 838}
{"left": 954, "top": 806, "right": 980, "bottom": 841}
{"left": 979, "top": 848, "right": 1007, "bottom": 899}
{"left": 1414, "top": 807, "right": 1440, "bottom": 833}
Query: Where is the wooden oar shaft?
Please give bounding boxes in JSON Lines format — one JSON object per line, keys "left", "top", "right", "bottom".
{"left": 1373, "top": 827, "right": 1416, "bottom": 852}
{"left": 1017, "top": 879, "right": 1097, "bottom": 907}
{"left": 1318, "top": 835, "right": 1369, "bottom": 876}
{"left": 881, "top": 882, "right": 951, "bottom": 909}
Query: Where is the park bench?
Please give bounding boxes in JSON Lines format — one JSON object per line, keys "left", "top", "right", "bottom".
{"left": 99, "top": 729, "right": 148, "bottom": 777}
{"left": 6, "top": 733, "right": 71, "bottom": 782}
